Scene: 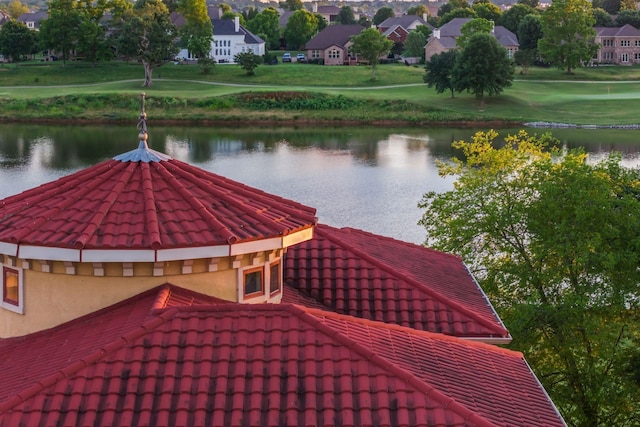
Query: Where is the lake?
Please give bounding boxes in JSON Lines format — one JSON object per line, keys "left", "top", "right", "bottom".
{"left": 1, "top": 123, "right": 640, "bottom": 244}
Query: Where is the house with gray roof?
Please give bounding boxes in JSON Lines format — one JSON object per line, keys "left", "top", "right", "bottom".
{"left": 425, "top": 17, "right": 519, "bottom": 61}
{"left": 304, "top": 24, "right": 364, "bottom": 65}
{"left": 594, "top": 24, "right": 640, "bottom": 65}
{"left": 17, "top": 11, "right": 48, "bottom": 30}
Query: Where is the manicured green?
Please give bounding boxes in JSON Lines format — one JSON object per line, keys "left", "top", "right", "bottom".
{"left": 1, "top": 60, "right": 640, "bottom": 125}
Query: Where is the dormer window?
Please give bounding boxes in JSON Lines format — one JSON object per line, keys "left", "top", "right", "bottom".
{"left": 243, "top": 266, "right": 264, "bottom": 299}
{"left": 2, "top": 265, "right": 23, "bottom": 314}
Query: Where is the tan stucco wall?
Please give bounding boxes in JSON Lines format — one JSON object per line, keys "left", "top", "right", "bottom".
{"left": 0, "top": 250, "right": 282, "bottom": 338}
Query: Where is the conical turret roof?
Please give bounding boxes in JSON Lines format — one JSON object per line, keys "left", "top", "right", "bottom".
{"left": 0, "top": 140, "right": 317, "bottom": 263}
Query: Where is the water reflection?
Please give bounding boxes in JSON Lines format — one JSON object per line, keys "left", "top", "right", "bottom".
{"left": 1, "top": 124, "right": 640, "bottom": 244}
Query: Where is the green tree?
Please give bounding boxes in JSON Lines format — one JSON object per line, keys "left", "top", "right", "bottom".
{"left": 177, "top": 0, "right": 212, "bottom": 59}
{"left": 514, "top": 48, "right": 536, "bottom": 73}
{"left": 592, "top": 7, "right": 614, "bottom": 26}
{"left": 407, "top": 5, "right": 429, "bottom": 16}
{"left": 336, "top": 5, "right": 356, "bottom": 24}
{"left": 418, "top": 130, "right": 640, "bottom": 427}
{"left": 373, "top": 6, "right": 394, "bottom": 26}
{"left": 7, "top": 0, "right": 29, "bottom": 19}
{"left": 620, "top": 0, "right": 637, "bottom": 10}
{"left": 518, "top": 0, "right": 540, "bottom": 7}
{"left": 247, "top": 7, "right": 280, "bottom": 51}
{"left": 234, "top": 51, "right": 261, "bottom": 75}
{"left": 75, "top": 0, "right": 114, "bottom": 65}
{"left": 615, "top": 9, "right": 640, "bottom": 27}
{"left": 218, "top": 3, "right": 231, "bottom": 14}
{"left": 358, "top": 15, "right": 372, "bottom": 28}
{"left": 501, "top": 3, "right": 535, "bottom": 33}
{"left": 472, "top": 2, "right": 502, "bottom": 24}
{"left": 349, "top": 28, "right": 393, "bottom": 80}
{"left": 38, "top": 0, "right": 83, "bottom": 64}
{"left": 242, "top": 6, "right": 258, "bottom": 22}
{"left": 221, "top": 12, "right": 245, "bottom": 25}
{"left": 402, "top": 30, "right": 427, "bottom": 59}
{"left": 439, "top": 7, "right": 477, "bottom": 26}
{"left": 424, "top": 49, "right": 459, "bottom": 98}
{"left": 0, "top": 20, "right": 35, "bottom": 62}
{"left": 457, "top": 17, "right": 494, "bottom": 48}
{"left": 280, "top": 0, "right": 302, "bottom": 12}
{"left": 452, "top": 33, "right": 514, "bottom": 103}
{"left": 414, "top": 24, "right": 432, "bottom": 39}
{"left": 111, "top": 0, "right": 179, "bottom": 87}
{"left": 517, "top": 13, "right": 543, "bottom": 51}
{"left": 283, "top": 9, "right": 317, "bottom": 50}
{"left": 314, "top": 13, "right": 328, "bottom": 32}
{"left": 538, "top": 0, "right": 597, "bottom": 74}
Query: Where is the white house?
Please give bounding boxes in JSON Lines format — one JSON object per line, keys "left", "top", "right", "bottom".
{"left": 177, "top": 16, "right": 265, "bottom": 63}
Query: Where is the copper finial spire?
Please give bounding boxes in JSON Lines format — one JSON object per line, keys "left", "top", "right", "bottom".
{"left": 137, "top": 92, "right": 148, "bottom": 143}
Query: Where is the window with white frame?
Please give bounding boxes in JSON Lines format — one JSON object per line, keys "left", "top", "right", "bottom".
{"left": 312, "top": 50, "right": 320, "bottom": 59}
{"left": 635, "top": 53, "right": 640, "bottom": 60}
{"left": 328, "top": 49, "right": 340, "bottom": 59}
{"left": 621, "top": 53, "right": 630, "bottom": 62}
{"left": 636, "top": 40, "right": 640, "bottom": 47}
{"left": 2, "top": 264, "right": 24, "bottom": 314}
{"left": 621, "top": 40, "right": 631, "bottom": 47}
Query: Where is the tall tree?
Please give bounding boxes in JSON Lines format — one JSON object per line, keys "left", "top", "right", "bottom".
{"left": 402, "top": 30, "right": 427, "bottom": 59}
{"left": 407, "top": 5, "right": 429, "bottom": 17}
{"left": 418, "top": 130, "right": 640, "bottom": 427}
{"left": 501, "top": 3, "right": 535, "bottom": 33}
{"left": 372, "top": 6, "right": 394, "bottom": 26}
{"left": 0, "top": 20, "right": 35, "bottom": 62}
{"left": 178, "top": 0, "right": 213, "bottom": 59}
{"left": 336, "top": 5, "right": 356, "bottom": 25}
{"left": 424, "top": 49, "right": 459, "bottom": 98}
{"left": 7, "top": 0, "right": 29, "bottom": 19}
{"left": 38, "top": 0, "right": 83, "bottom": 64}
{"left": 350, "top": 28, "right": 393, "bottom": 80}
{"left": 111, "top": 0, "right": 179, "bottom": 87}
{"left": 517, "top": 13, "right": 543, "bottom": 51}
{"left": 439, "top": 7, "right": 477, "bottom": 26}
{"left": 615, "top": 9, "right": 640, "bottom": 27}
{"left": 452, "top": 33, "right": 514, "bottom": 103}
{"left": 283, "top": 9, "right": 317, "bottom": 50}
{"left": 247, "top": 7, "right": 280, "bottom": 50}
{"left": 538, "top": 0, "right": 597, "bottom": 74}
{"left": 280, "top": 0, "right": 302, "bottom": 12}
{"left": 472, "top": 2, "right": 503, "bottom": 24}
{"left": 592, "top": 7, "right": 614, "bottom": 26}
{"left": 457, "top": 17, "right": 494, "bottom": 48}
{"left": 357, "top": 15, "right": 372, "bottom": 28}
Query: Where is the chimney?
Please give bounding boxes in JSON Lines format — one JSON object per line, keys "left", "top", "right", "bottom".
{"left": 423, "top": 13, "right": 427, "bottom": 22}
{"left": 313, "top": 2, "right": 317, "bottom": 13}
{"left": 234, "top": 16, "right": 239, "bottom": 32}
{"left": 433, "top": 28, "right": 440, "bottom": 39}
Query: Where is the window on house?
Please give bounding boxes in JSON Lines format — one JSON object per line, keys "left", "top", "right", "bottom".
{"left": 2, "top": 265, "right": 23, "bottom": 314}
{"left": 636, "top": 40, "right": 640, "bottom": 47}
{"left": 635, "top": 53, "right": 640, "bottom": 60}
{"left": 312, "top": 50, "right": 320, "bottom": 58}
{"left": 328, "top": 49, "right": 340, "bottom": 59}
{"left": 622, "top": 53, "right": 629, "bottom": 62}
{"left": 270, "top": 261, "right": 281, "bottom": 294}
{"left": 244, "top": 267, "right": 264, "bottom": 298}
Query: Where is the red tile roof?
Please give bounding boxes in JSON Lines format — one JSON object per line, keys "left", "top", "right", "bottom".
{"left": 0, "top": 286, "right": 564, "bottom": 427}
{"left": 0, "top": 143, "right": 316, "bottom": 260}
{"left": 284, "top": 224, "right": 509, "bottom": 340}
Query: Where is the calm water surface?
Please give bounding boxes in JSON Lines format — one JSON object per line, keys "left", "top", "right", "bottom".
{"left": 1, "top": 124, "right": 640, "bottom": 244}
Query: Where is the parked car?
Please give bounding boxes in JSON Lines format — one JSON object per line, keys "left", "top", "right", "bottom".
{"left": 296, "top": 53, "right": 306, "bottom": 63}
{"left": 282, "top": 52, "right": 292, "bottom": 62}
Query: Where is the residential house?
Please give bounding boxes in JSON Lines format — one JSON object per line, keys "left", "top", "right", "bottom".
{"left": 176, "top": 16, "right": 265, "bottom": 63}
{"left": 0, "top": 114, "right": 567, "bottom": 426}
{"left": 16, "top": 10, "right": 47, "bottom": 30}
{"left": 304, "top": 24, "right": 364, "bottom": 65}
{"left": 594, "top": 24, "right": 640, "bottom": 65}
{"left": 311, "top": 3, "right": 341, "bottom": 24}
{"left": 377, "top": 14, "right": 432, "bottom": 39}
{"left": 0, "top": 10, "right": 11, "bottom": 27}
{"left": 425, "top": 17, "right": 519, "bottom": 61}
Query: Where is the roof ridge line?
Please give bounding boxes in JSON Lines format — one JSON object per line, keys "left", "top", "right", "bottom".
{"left": 301, "top": 305, "right": 522, "bottom": 357}
{"left": 0, "top": 307, "right": 179, "bottom": 413}
{"left": 141, "top": 162, "right": 162, "bottom": 249}
{"left": 316, "top": 226, "right": 509, "bottom": 337}
{"left": 284, "top": 304, "right": 500, "bottom": 427}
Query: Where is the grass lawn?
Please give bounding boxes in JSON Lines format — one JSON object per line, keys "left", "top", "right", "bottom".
{"left": 1, "top": 60, "right": 640, "bottom": 126}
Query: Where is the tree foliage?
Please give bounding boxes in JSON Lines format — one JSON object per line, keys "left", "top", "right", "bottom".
{"left": 247, "top": 7, "right": 280, "bottom": 50}
{"left": 452, "top": 33, "right": 514, "bottom": 103}
{"left": 414, "top": 24, "right": 432, "bottom": 39}
{"left": 439, "top": 7, "right": 477, "bottom": 26}
{"left": 0, "top": 20, "right": 35, "bottom": 62}
{"left": 457, "top": 17, "right": 494, "bottom": 48}
{"left": 593, "top": 0, "right": 620, "bottom": 14}
{"left": 283, "top": 9, "right": 317, "bottom": 50}
{"left": 177, "top": 0, "right": 213, "bottom": 58}
{"left": 518, "top": 13, "right": 543, "bottom": 51}
{"left": 280, "top": 0, "right": 302, "bottom": 12}
{"left": 350, "top": 28, "right": 393, "bottom": 80}
{"left": 501, "top": 3, "right": 536, "bottom": 33}
{"left": 615, "top": 9, "right": 640, "bottom": 27}
{"left": 337, "top": 5, "right": 356, "bottom": 24}
{"left": 538, "top": 0, "right": 597, "bottom": 74}
{"left": 111, "top": 0, "right": 179, "bottom": 87}
{"left": 38, "top": 0, "right": 83, "bottom": 64}
{"left": 472, "top": 2, "right": 503, "bottom": 24}
{"left": 407, "top": 5, "right": 429, "bottom": 17}
{"left": 7, "top": 0, "right": 29, "bottom": 19}
{"left": 372, "top": 6, "right": 394, "bottom": 26}
{"left": 402, "top": 30, "right": 427, "bottom": 59}
{"left": 234, "top": 51, "right": 261, "bottom": 75}
{"left": 592, "top": 7, "right": 614, "bottom": 26}
{"left": 418, "top": 130, "right": 640, "bottom": 427}
{"left": 423, "top": 50, "right": 458, "bottom": 98}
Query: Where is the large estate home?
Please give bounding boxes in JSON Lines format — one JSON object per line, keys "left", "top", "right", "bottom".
{"left": 0, "top": 106, "right": 567, "bottom": 426}
{"left": 425, "top": 17, "right": 519, "bottom": 61}
{"left": 304, "top": 24, "right": 364, "bottom": 65}
{"left": 594, "top": 24, "right": 640, "bottom": 65}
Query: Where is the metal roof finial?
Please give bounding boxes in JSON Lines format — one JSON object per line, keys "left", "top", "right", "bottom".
{"left": 137, "top": 92, "right": 148, "bottom": 144}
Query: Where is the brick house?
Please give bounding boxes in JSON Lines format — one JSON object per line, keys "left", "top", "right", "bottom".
{"left": 594, "top": 24, "right": 640, "bottom": 65}
{"left": 304, "top": 24, "right": 364, "bottom": 65}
